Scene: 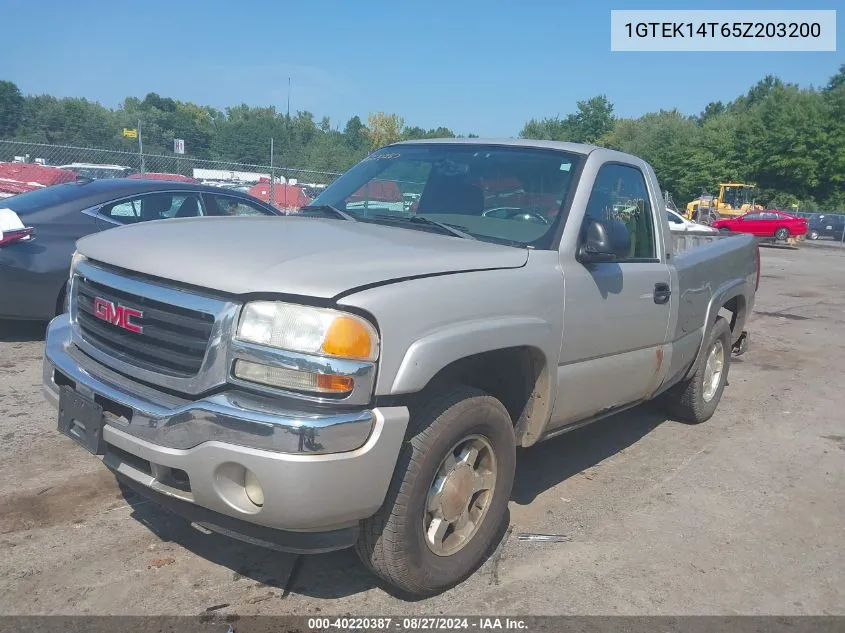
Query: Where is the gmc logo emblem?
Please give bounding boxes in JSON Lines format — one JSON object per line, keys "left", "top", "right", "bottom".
{"left": 93, "top": 297, "right": 143, "bottom": 334}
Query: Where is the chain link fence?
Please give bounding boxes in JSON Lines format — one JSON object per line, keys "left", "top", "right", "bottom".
{"left": 0, "top": 140, "right": 342, "bottom": 210}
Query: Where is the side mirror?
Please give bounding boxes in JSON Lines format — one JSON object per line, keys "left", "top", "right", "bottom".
{"left": 578, "top": 217, "right": 631, "bottom": 263}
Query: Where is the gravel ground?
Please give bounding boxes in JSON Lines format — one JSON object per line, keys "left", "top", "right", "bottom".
{"left": 1, "top": 244, "right": 844, "bottom": 616}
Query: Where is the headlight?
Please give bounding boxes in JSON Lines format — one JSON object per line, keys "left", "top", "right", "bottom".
{"left": 236, "top": 301, "right": 379, "bottom": 362}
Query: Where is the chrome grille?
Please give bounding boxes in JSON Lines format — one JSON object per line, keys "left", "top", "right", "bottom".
{"left": 74, "top": 275, "right": 214, "bottom": 378}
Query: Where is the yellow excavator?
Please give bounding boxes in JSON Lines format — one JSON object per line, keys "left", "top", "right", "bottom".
{"left": 685, "top": 183, "right": 765, "bottom": 224}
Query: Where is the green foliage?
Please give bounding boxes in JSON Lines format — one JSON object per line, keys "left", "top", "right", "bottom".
{"left": 0, "top": 80, "right": 24, "bottom": 138}
{"left": 0, "top": 82, "right": 460, "bottom": 175}
{"left": 544, "top": 67, "right": 845, "bottom": 210}
{"left": 825, "top": 64, "right": 845, "bottom": 92}
{"left": 366, "top": 112, "right": 405, "bottom": 151}
{"left": 521, "top": 95, "right": 614, "bottom": 144}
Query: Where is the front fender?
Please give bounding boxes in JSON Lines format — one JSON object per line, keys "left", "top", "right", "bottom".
{"left": 390, "top": 316, "right": 555, "bottom": 394}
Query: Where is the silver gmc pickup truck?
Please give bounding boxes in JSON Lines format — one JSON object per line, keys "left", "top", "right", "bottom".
{"left": 43, "top": 139, "right": 759, "bottom": 596}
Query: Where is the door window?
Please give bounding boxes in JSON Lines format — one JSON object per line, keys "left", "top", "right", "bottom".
{"left": 208, "top": 194, "right": 276, "bottom": 216}
{"left": 100, "top": 193, "right": 203, "bottom": 224}
{"left": 583, "top": 164, "right": 657, "bottom": 261}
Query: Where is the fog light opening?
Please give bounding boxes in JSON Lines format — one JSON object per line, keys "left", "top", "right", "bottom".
{"left": 244, "top": 468, "right": 264, "bottom": 508}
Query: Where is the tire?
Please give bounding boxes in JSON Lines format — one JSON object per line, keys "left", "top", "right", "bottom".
{"left": 775, "top": 227, "right": 789, "bottom": 241}
{"left": 356, "top": 385, "right": 516, "bottom": 596}
{"left": 807, "top": 230, "right": 819, "bottom": 240}
{"left": 659, "top": 316, "right": 731, "bottom": 424}
{"left": 719, "top": 227, "right": 731, "bottom": 233}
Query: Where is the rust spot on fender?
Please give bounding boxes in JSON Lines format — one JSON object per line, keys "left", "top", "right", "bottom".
{"left": 646, "top": 346, "right": 665, "bottom": 398}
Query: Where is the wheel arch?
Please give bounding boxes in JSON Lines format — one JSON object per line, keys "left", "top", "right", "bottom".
{"left": 685, "top": 280, "right": 748, "bottom": 381}
{"left": 390, "top": 319, "right": 556, "bottom": 448}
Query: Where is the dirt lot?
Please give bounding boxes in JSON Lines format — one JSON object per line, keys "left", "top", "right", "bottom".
{"left": 1, "top": 243, "right": 844, "bottom": 616}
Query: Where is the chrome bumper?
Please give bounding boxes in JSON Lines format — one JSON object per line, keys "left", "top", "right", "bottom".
{"left": 43, "top": 314, "right": 410, "bottom": 532}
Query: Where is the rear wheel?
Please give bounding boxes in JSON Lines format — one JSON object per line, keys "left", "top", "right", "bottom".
{"left": 807, "top": 230, "right": 819, "bottom": 240}
{"left": 775, "top": 227, "right": 789, "bottom": 241}
{"left": 356, "top": 385, "right": 515, "bottom": 596}
{"left": 658, "top": 316, "right": 731, "bottom": 424}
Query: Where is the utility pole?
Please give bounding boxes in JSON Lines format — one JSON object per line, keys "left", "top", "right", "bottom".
{"left": 269, "top": 138, "right": 275, "bottom": 208}
{"left": 138, "top": 118, "right": 145, "bottom": 175}
{"left": 287, "top": 77, "right": 291, "bottom": 120}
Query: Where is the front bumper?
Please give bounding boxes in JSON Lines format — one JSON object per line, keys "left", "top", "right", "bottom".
{"left": 43, "top": 314, "right": 410, "bottom": 547}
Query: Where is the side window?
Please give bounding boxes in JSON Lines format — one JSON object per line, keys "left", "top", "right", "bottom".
{"left": 102, "top": 199, "right": 141, "bottom": 223}
{"left": 583, "top": 164, "right": 656, "bottom": 261}
{"left": 209, "top": 195, "right": 275, "bottom": 217}
{"left": 744, "top": 213, "right": 762, "bottom": 221}
{"left": 100, "top": 193, "right": 203, "bottom": 224}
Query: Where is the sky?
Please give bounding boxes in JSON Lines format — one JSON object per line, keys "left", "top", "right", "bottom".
{"left": 0, "top": 0, "right": 842, "bottom": 137}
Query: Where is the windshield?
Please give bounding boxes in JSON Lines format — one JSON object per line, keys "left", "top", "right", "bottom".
{"left": 309, "top": 144, "right": 583, "bottom": 248}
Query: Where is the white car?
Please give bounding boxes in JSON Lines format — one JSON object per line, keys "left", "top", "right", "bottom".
{"left": 666, "top": 208, "right": 718, "bottom": 233}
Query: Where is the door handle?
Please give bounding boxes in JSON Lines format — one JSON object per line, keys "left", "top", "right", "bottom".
{"left": 653, "top": 282, "right": 671, "bottom": 304}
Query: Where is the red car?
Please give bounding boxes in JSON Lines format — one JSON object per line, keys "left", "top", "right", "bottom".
{"left": 712, "top": 210, "right": 808, "bottom": 241}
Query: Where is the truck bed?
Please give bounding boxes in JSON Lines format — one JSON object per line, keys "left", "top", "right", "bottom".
{"left": 670, "top": 231, "right": 757, "bottom": 277}
{"left": 670, "top": 232, "right": 745, "bottom": 256}
{"left": 669, "top": 229, "right": 757, "bottom": 345}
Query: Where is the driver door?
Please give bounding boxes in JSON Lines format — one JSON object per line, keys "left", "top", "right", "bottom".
{"left": 550, "top": 163, "right": 672, "bottom": 429}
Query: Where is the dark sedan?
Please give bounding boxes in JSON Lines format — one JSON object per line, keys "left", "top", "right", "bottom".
{"left": 806, "top": 213, "right": 845, "bottom": 241}
{"left": 0, "top": 178, "right": 282, "bottom": 321}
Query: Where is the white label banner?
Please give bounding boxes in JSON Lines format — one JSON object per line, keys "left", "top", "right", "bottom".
{"left": 611, "top": 10, "right": 836, "bottom": 51}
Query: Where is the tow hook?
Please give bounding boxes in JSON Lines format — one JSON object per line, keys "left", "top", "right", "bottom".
{"left": 732, "top": 331, "right": 750, "bottom": 356}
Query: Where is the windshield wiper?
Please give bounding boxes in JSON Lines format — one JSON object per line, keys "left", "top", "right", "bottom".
{"left": 370, "top": 214, "right": 476, "bottom": 240}
{"left": 409, "top": 216, "right": 477, "bottom": 240}
{"left": 298, "top": 204, "right": 357, "bottom": 221}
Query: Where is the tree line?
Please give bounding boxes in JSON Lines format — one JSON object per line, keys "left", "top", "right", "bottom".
{"left": 0, "top": 63, "right": 843, "bottom": 209}
{"left": 521, "top": 66, "right": 845, "bottom": 211}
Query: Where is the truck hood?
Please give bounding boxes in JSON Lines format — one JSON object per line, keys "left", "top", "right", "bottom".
{"left": 76, "top": 216, "right": 529, "bottom": 298}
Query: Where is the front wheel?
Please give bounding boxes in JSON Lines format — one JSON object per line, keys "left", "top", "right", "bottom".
{"left": 775, "top": 227, "right": 790, "bottom": 241}
{"left": 807, "top": 230, "right": 819, "bottom": 240}
{"left": 356, "top": 385, "right": 516, "bottom": 596}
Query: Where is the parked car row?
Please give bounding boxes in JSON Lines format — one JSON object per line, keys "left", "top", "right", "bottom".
{"left": 668, "top": 205, "right": 845, "bottom": 244}
{"left": 667, "top": 202, "right": 845, "bottom": 243}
